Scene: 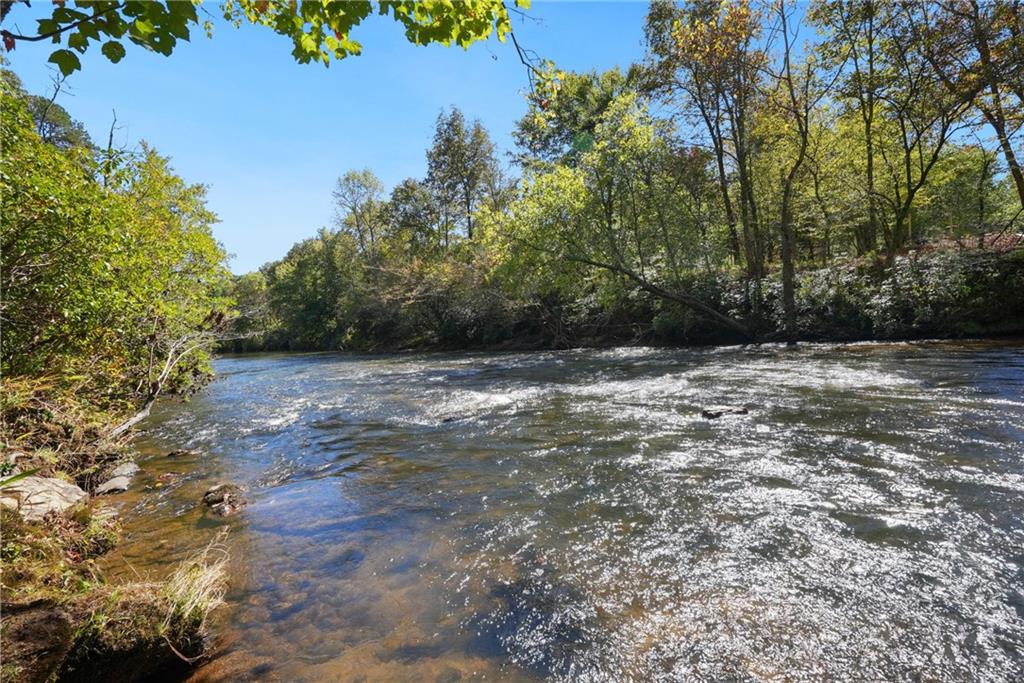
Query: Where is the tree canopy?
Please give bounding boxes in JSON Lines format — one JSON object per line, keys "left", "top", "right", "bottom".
{"left": 0, "top": 0, "right": 532, "bottom": 75}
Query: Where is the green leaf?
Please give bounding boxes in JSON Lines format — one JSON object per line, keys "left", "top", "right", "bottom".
{"left": 133, "top": 17, "right": 156, "bottom": 36}
{"left": 48, "top": 49, "right": 82, "bottom": 76}
{"left": 101, "top": 41, "right": 127, "bottom": 63}
{"left": 68, "top": 31, "right": 88, "bottom": 51}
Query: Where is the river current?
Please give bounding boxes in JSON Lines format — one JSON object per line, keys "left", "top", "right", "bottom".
{"left": 106, "top": 341, "right": 1024, "bottom": 682}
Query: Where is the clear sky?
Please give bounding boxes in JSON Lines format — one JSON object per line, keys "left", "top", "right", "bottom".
{"left": 4, "top": 1, "right": 650, "bottom": 274}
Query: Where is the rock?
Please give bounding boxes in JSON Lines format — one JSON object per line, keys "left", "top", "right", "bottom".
{"left": 701, "top": 405, "right": 750, "bottom": 419}
{"left": 0, "top": 477, "right": 88, "bottom": 522}
{"left": 202, "top": 483, "right": 246, "bottom": 517}
{"left": 166, "top": 449, "right": 198, "bottom": 458}
{"left": 0, "top": 601, "right": 74, "bottom": 683}
{"left": 109, "top": 462, "right": 140, "bottom": 478}
{"left": 95, "top": 476, "right": 131, "bottom": 495}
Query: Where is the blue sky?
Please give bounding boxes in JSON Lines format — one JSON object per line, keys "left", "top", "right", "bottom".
{"left": 5, "top": 1, "right": 650, "bottom": 273}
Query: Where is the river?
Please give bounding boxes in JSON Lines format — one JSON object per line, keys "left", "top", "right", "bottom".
{"left": 103, "top": 341, "right": 1024, "bottom": 682}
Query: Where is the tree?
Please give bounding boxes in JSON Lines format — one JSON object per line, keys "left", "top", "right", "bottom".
{"left": 425, "top": 107, "right": 499, "bottom": 241}
{"left": 1, "top": 73, "right": 231, "bottom": 426}
{"left": 645, "top": 0, "right": 767, "bottom": 274}
{"left": 811, "top": 0, "right": 890, "bottom": 254}
{"left": 332, "top": 169, "right": 385, "bottom": 255}
{"left": 513, "top": 67, "right": 637, "bottom": 167}
{"left": 762, "top": 0, "right": 828, "bottom": 343}
{"left": 384, "top": 177, "right": 440, "bottom": 257}
{"left": 262, "top": 228, "right": 363, "bottom": 349}
{"left": 1, "top": 0, "right": 532, "bottom": 76}
{"left": 873, "top": 3, "right": 974, "bottom": 256}
{"left": 0, "top": 70, "right": 92, "bottom": 149}
{"left": 500, "top": 92, "right": 751, "bottom": 338}
{"left": 915, "top": 0, "right": 1023, "bottom": 210}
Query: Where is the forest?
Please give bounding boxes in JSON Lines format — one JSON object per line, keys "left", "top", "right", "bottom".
{"left": 226, "top": 0, "right": 1024, "bottom": 353}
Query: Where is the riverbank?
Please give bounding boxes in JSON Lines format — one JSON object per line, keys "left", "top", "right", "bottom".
{"left": 1, "top": 70, "right": 235, "bottom": 682}
{"left": 0, "top": 386, "right": 228, "bottom": 682}
{"left": 224, "top": 240, "right": 1024, "bottom": 354}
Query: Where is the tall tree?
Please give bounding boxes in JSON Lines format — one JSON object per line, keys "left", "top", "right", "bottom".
{"left": 645, "top": 0, "right": 767, "bottom": 275}
{"left": 916, "top": 0, "right": 1024, "bottom": 210}
{"left": 513, "top": 67, "right": 637, "bottom": 167}
{"left": 385, "top": 177, "right": 440, "bottom": 256}
{"left": 500, "top": 92, "right": 751, "bottom": 338}
{"left": 811, "top": 0, "right": 890, "bottom": 254}
{"left": 332, "top": 169, "right": 385, "bottom": 255}
{"left": 425, "top": 107, "right": 498, "bottom": 241}
{"left": 874, "top": 2, "right": 974, "bottom": 256}
{"left": 763, "top": 0, "right": 828, "bottom": 342}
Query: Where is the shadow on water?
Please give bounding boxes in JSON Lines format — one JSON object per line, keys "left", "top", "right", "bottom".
{"left": 100, "top": 340, "right": 1024, "bottom": 682}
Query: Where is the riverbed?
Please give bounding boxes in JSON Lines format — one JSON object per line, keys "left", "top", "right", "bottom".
{"left": 104, "top": 341, "right": 1024, "bottom": 682}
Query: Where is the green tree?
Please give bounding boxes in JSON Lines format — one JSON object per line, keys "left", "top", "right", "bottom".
{"left": 0, "top": 70, "right": 92, "bottom": 149}
{"left": 425, "top": 107, "right": 499, "bottom": 241}
{"left": 497, "top": 92, "right": 750, "bottom": 337}
{"left": 810, "top": 0, "right": 890, "bottom": 255}
{"left": 915, "top": 0, "right": 1023, "bottom": 210}
{"left": 384, "top": 177, "right": 441, "bottom": 257}
{"left": 1, "top": 74, "right": 231, "bottom": 431}
{"left": 332, "top": 168, "right": 386, "bottom": 255}
{"left": 513, "top": 67, "right": 636, "bottom": 167}
{"left": 644, "top": 0, "right": 767, "bottom": 273}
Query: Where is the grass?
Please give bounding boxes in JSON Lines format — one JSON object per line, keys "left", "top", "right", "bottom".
{"left": 0, "top": 505, "right": 117, "bottom": 604}
{"left": 161, "top": 531, "right": 230, "bottom": 642}
{"left": 57, "top": 533, "right": 230, "bottom": 679}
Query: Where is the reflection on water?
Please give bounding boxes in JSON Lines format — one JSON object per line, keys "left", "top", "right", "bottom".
{"left": 104, "top": 341, "right": 1024, "bottom": 682}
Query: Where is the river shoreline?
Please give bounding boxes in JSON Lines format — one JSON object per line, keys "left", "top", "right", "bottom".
{"left": 219, "top": 330, "right": 1024, "bottom": 360}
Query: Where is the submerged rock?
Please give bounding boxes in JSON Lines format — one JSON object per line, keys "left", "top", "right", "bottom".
{"left": 166, "top": 448, "right": 199, "bottom": 458}
{"left": 96, "top": 476, "right": 131, "bottom": 495}
{"left": 0, "top": 476, "right": 88, "bottom": 522}
{"left": 95, "top": 462, "right": 141, "bottom": 495}
{"left": 109, "top": 462, "right": 140, "bottom": 478}
{"left": 701, "top": 405, "right": 750, "bottom": 419}
{"left": 202, "top": 483, "right": 246, "bottom": 517}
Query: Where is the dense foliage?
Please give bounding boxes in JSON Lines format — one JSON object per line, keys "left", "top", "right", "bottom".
{"left": 227, "top": 0, "right": 1023, "bottom": 353}
{"left": 1, "top": 71, "right": 231, "bottom": 466}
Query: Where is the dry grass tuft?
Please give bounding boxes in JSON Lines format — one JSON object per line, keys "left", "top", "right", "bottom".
{"left": 161, "top": 531, "right": 230, "bottom": 639}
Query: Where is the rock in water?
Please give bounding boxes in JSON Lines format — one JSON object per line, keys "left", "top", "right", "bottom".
{"left": 109, "top": 462, "right": 140, "bottom": 478}
{"left": 95, "top": 476, "right": 131, "bottom": 495}
{"left": 0, "top": 477, "right": 88, "bottom": 521}
{"left": 701, "top": 405, "right": 750, "bottom": 419}
{"left": 166, "top": 448, "right": 198, "bottom": 458}
{"left": 203, "top": 483, "right": 246, "bottom": 517}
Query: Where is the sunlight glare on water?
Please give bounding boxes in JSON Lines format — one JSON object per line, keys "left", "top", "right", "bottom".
{"left": 106, "top": 341, "right": 1024, "bottom": 682}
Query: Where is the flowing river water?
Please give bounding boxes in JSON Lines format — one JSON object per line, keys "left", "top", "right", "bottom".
{"left": 103, "top": 341, "right": 1024, "bottom": 682}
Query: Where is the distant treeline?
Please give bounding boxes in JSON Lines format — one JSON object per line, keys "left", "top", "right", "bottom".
{"left": 226, "top": 0, "right": 1024, "bottom": 352}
